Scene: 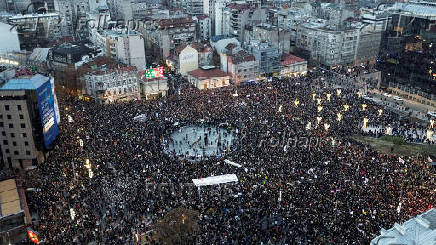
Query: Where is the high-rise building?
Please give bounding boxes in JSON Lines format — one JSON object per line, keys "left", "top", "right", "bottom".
{"left": 0, "top": 0, "right": 31, "bottom": 14}
{"left": 7, "top": 12, "right": 61, "bottom": 51}
{"left": 0, "top": 74, "right": 60, "bottom": 169}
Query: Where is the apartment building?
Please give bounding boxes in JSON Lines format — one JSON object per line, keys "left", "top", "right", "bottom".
{"left": 0, "top": 74, "right": 59, "bottom": 169}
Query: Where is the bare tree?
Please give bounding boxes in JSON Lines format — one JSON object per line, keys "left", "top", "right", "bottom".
{"left": 153, "top": 208, "right": 200, "bottom": 244}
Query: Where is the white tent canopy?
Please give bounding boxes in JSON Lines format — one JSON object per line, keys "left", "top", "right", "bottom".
{"left": 133, "top": 114, "right": 147, "bottom": 122}
{"left": 224, "top": 159, "right": 242, "bottom": 168}
{"left": 192, "top": 174, "right": 238, "bottom": 186}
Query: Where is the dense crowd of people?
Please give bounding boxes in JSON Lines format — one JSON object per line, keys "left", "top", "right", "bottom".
{"left": 21, "top": 71, "right": 436, "bottom": 244}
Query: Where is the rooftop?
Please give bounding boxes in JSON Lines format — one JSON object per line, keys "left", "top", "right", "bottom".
{"left": 174, "top": 42, "right": 212, "bottom": 55}
{"left": 0, "top": 74, "right": 49, "bottom": 90}
{"left": 229, "top": 50, "right": 255, "bottom": 64}
{"left": 197, "top": 15, "right": 209, "bottom": 20}
{"left": 29, "top": 48, "right": 50, "bottom": 62}
{"left": 281, "top": 54, "right": 305, "bottom": 66}
{"left": 371, "top": 208, "right": 436, "bottom": 245}
{"left": 189, "top": 68, "right": 230, "bottom": 79}
{"left": 51, "top": 42, "right": 94, "bottom": 55}
{"left": 77, "top": 56, "right": 136, "bottom": 76}
{"left": 157, "top": 17, "right": 194, "bottom": 28}
{"left": 395, "top": 1, "right": 436, "bottom": 19}
{"left": 0, "top": 179, "right": 23, "bottom": 220}
{"left": 227, "top": 3, "right": 251, "bottom": 11}
{"left": 210, "top": 35, "right": 232, "bottom": 43}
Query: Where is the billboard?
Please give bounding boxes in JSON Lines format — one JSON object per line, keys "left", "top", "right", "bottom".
{"left": 50, "top": 77, "right": 60, "bottom": 124}
{"left": 36, "top": 80, "right": 59, "bottom": 148}
{"left": 138, "top": 67, "right": 163, "bottom": 80}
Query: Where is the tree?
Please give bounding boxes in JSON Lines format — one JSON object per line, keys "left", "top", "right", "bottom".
{"left": 212, "top": 50, "right": 220, "bottom": 67}
{"left": 153, "top": 208, "right": 200, "bottom": 244}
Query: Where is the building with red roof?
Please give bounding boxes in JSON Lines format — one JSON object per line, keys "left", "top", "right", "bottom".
{"left": 187, "top": 67, "right": 231, "bottom": 89}
{"left": 223, "top": 49, "right": 259, "bottom": 84}
{"left": 79, "top": 57, "right": 140, "bottom": 104}
{"left": 280, "top": 54, "right": 307, "bottom": 77}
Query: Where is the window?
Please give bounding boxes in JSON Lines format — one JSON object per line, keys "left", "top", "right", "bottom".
{"left": 7, "top": 115, "right": 11, "bottom": 119}
{"left": 5, "top": 149, "right": 9, "bottom": 154}
{"left": 26, "top": 151, "right": 30, "bottom": 156}
{"left": 10, "top": 133, "right": 15, "bottom": 138}
{"left": 14, "top": 151, "right": 19, "bottom": 155}
{"left": 22, "top": 133, "right": 27, "bottom": 138}
{"left": 3, "top": 140, "right": 8, "bottom": 145}
{"left": 8, "top": 124, "right": 13, "bottom": 128}
{"left": 5, "top": 105, "right": 9, "bottom": 111}
{"left": 24, "top": 141, "right": 29, "bottom": 146}
{"left": 19, "top": 114, "right": 24, "bottom": 120}
{"left": 0, "top": 114, "right": 2, "bottom": 119}
{"left": 0, "top": 122, "right": 3, "bottom": 127}
{"left": 17, "top": 105, "right": 22, "bottom": 111}
{"left": 20, "top": 123, "right": 25, "bottom": 128}
{"left": 1, "top": 131, "right": 5, "bottom": 136}
{"left": 12, "top": 142, "right": 17, "bottom": 146}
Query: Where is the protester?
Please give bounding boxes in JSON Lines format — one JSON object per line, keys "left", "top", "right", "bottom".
{"left": 17, "top": 71, "right": 435, "bottom": 244}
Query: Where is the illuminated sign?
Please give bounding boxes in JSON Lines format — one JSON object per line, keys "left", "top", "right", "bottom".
{"left": 139, "top": 67, "right": 163, "bottom": 80}
{"left": 36, "top": 80, "right": 59, "bottom": 148}
{"left": 27, "top": 228, "right": 39, "bottom": 244}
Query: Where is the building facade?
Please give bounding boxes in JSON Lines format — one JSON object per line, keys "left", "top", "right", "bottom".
{"left": 246, "top": 24, "right": 291, "bottom": 54}
{"left": 296, "top": 22, "right": 360, "bottom": 67}
{"left": 139, "top": 77, "right": 168, "bottom": 100}
{"left": 179, "top": 45, "right": 199, "bottom": 76}
{"left": 196, "top": 15, "right": 211, "bottom": 41}
{"left": 223, "top": 49, "right": 258, "bottom": 84}
{"left": 280, "top": 54, "right": 307, "bottom": 77}
{"left": 244, "top": 41, "right": 281, "bottom": 75}
{"left": 188, "top": 67, "right": 230, "bottom": 89}
{"left": 104, "top": 30, "right": 146, "bottom": 70}
{"left": 0, "top": 74, "right": 59, "bottom": 169}
{"left": 145, "top": 17, "right": 196, "bottom": 59}
{"left": 84, "top": 68, "right": 140, "bottom": 104}
{"left": 7, "top": 13, "right": 61, "bottom": 51}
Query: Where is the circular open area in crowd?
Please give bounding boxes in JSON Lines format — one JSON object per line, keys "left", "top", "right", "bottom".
{"left": 162, "top": 124, "right": 238, "bottom": 162}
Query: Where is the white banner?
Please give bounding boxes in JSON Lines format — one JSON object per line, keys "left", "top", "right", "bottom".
{"left": 224, "top": 159, "right": 242, "bottom": 168}
{"left": 192, "top": 174, "right": 238, "bottom": 186}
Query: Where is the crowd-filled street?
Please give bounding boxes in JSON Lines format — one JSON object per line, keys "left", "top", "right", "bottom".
{"left": 22, "top": 71, "right": 435, "bottom": 244}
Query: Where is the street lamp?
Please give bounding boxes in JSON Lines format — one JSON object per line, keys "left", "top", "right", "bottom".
{"left": 316, "top": 116, "right": 322, "bottom": 125}
{"left": 324, "top": 123, "right": 330, "bottom": 131}
{"left": 317, "top": 105, "right": 323, "bottom": 113}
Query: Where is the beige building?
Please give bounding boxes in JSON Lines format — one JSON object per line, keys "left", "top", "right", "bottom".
{"left": 179, "top": 45, "right": 199, "bottom": 76}
{"left": 139, "top": 77, "right": 169, "bottom": 100}
{"left": 280, "top": 54, "right": 307, "bottom": 77}
{"left": 188, "top": 67, "right": 230, "bottom": 89}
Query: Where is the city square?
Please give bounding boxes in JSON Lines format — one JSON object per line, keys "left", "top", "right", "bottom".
{"left": 0, "top": 0, "right": 435, "bottom": 244}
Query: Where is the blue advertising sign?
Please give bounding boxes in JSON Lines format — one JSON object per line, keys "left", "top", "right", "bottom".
{"left": 36, "top": 80, "right": 59, "bottom": 147}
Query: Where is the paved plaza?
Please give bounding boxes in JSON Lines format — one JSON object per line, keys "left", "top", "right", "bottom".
{"left": 162, "top": 125, "right": 237, "bottom": 161}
